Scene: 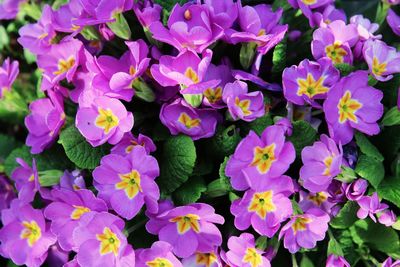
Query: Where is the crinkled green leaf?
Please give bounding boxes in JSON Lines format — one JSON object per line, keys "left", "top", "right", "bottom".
{"left": 382, "top": 107, "right": 400, "bottom": 127}
{"left": 240, "top": 114, "right": 273, "bottom": 136}
{"left": 355, "top": 132, "right": 384, "bottom": 161}
{"left": 208, "top": 125, "right": 241, "bottom": 159}
{"left": 336, "top": 230, "right": 360, "bottom": 266}
{"left": 172, "top": 176, "right": 206, "bottom": 205}
{"left": 355, "top": 154, "right": 384, "bottom": 188}
{"left": 272, "top": 39, "right": 287, "bottom": 74}
{"left": 157, "top": 135, "right": 196, "bottom": 194}
{"left": 335, "top": 63, "right": 355, "bottom": 76}
{"left": 330, "top": 201, "right": 359, "bottom": 229}
{"left": 378, "top": 177, "right": 400, "bottom": 209}
{"left": 287, "top": 120, "right": 317, "bottom": 156}
{"left": 58, "top": 125, "right": 110, "bottom": 169}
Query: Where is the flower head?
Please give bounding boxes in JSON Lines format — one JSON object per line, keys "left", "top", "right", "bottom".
{"left": 133, "top": 0, "right": 162, "bottom": 29}
{"left": 356, "top": 192, "right": 389, "bottom": 223}
{"left": 11, "top": 158, "right": 39, "bottom": 203}
{"left": 135, "top": 241, "right": 182, "bottom": 267}
{"left": 0, "top": 58, "right": 19, "bottom": 99}
{"left": 0, "top": 0, "right": 27, "bottom": 20}
{"left": 111, "top": 132, "right": 156, "bottom": 156}
{"left": 344, "top": 179, "right": 368, "bottom": 201}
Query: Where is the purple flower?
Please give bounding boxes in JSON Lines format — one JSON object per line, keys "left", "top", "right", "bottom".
{"left": 76, "top": 95, "right": 134, "bottom": 147}
{"left": 0, "top": 58, "right": 19, "bottom": 99}
{"left": 0, "top": 175, "right": 16, "bottom": 212}
{"left": 225, "top": 233, "right": 271, "bottom": 267}
{"left": 226, "top": 3, "right": 288, "bottom": 55}
{"left": 344, "top": 179, "right": 367, "bottom": 201}
{"left": 72, "top": 212, "right": 135, "bottom": 267}
{"left": 133, "top": 0, "right": 162, "bottom": 29}
{"left": 135, "top": 241, "right": 182, "bottom": 267}
{"left": 44, "top": 189, "right": 108, "bottom": 251}
{"left": 149, "top": 2, "right": 224, "bottom": 53}
{"left": 356, "top": 192, "right": 388, "bottom": 222}
{"left": 93, "top": 146, "right": 159, "bottom": 219}
{"left": 326, "top": 254, "right": 350, "bottom": 267}
{"left": 275, "top": 117, "right": 293, "bottom": 136}
{"left": 300, "top": 134, "right": 343, "bottom": 192}
{"left": 382, "top": 257, "right": 400, "bottom": 267}
{"left": 25, "top": 90, "right": 66, "bottom": 154}
{"left": 283, "top": 58, "right": 339, "bottom": 108}
{"left": 222, "top": 81, "right": 265, "bottom": 122}
{"left": 160, "top": 98, "right": 221, "bottom": 140}
{"left": 11, "top": 158, "right": 39, "bottom": 203}
{"left": 57, "top": 170, "right": 86, "bottom": 191}
{"left": 231, "top": 175, "right": 294, "bottom": 237}
{"left": 111, "top": 132, "right": 156, "bottom": 156}
{"left": 0, "top": 0, "right": 27, "bottom": 20}
{"left": 323, "top": 71, "right": 384, "bottom": 145}
{"left": 46, "top": 244, "right": 69, "bottom": 267}
{"left": 37, "top": 39, "right": 84, "bottom": 86}
{"left": 202, "top": 63, "right": 234, "bottom": 109}
{"left": 146, "top": 203, "right": 224, "bottom": 258}
{"left": 311, "top": 5, "right": 346, "bottom": 28}
{"left": 50, "top": 0, "right": 84, "bottom": 34}
{"left": 182, "top": 248, "right": 223, "bottom": 267}
{"left": 387, "top": 9, "right": 400, "bottom": 36}
{"left": 0, "top": 200, "right": 56, "bottom": 267}
{"left": 204, "top": 0, "right": 238, "bottom": 31}
{"left": 378, "top": 209, "right": 397, "bottom": 227}
{"left": 350, "top": 14, "right": 381, "bottom": 60}
{"left": 279, "top": 208, "right": 330, "bottom": 253}
{"left": 311, "top": 20, "right": 358, "bottom": 64}
{"left": 363, "top": 39, "right": 400, "bottom": 82}
{"left": 226, "top": 125, "right": 295, "bottom": 190}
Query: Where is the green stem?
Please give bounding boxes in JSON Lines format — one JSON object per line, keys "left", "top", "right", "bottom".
{"left": 292, "top": 254, "right": 299, "bottom": 267}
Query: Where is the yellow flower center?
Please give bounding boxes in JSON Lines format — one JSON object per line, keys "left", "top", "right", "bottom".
{"left": 235, "top": 97, "right": 252, "bottom": 116}
{"left": 184, "top": 9, "right": 192, "bottom": 20}
{"left": 178, "top": 112, "right": 201, "bottom": 129}
{"left": 70, "top": 205, "right": 91, "bottom": 220}
{"left": 292, "top": 216, "right": 312, "bottom": 234}
{"left": 301, "top": 0, "right": 317, "bottom": 5}
{"left": 38, "top": 32, "right": 49, "bottom": 39}
{"left": 337, "top": 90, "right": 362, "bottom": 123}
{"left": 125, "top": 140, "right": 144, "bottom": 154}
{"left": 28, "top": 174, "right": 35, "bottom": 182}
{"left": 204, "top": 87, "right": 222, "bottom": 104}
{"left": 248, "top": 190, "right": 276, "bottom": 219}
{"left": 251, "top": 144, "right": 276, "bottom": 174}
{"left": 297, "top": 73, "right": 329, "bottom": 98}
{"left": 242, "top": 248, "right": 262, "bottom": 267}
{"left": 170, "top": 213, "right": 201, "bottom": 234}
{"left": 184, "top": 67, "right": 199, "bottom": 83}
{"left": 307, "top": 192, "right": 328, "bottom": 206}
{"left": 20, "top": 220, "right": 42, "bottom": 247}
{"left": 325, "top": 42, "right": 347, "bottom": 64}
{"left": 71, "top": 25, "right": 81, "bottom": 31}
{"left": 53, "top": 56, "right": 76, "bottom": 75}
{"left": 322, "top": 156, "right": 333, "bottom": 176}
{"left": 115, "top": 170, "right": 142, "bottom": 199}
{"left": 95, "top": 108, "right": 120, "bottom": 134}
{"left": 129, "top": 66, "right": 136, "bottom": 76}
{"left": 196, "top": 252, "right": 217, "bottom": 267}
{"left": 96, "top": 227, "right": 121, "bottom": 256}
{"left": 372, "top": 56, "right": 387, "bottom": 77}
{"left": 257, "top": 29, "right": 266, "bottom": 36}
{"left": 146, "top": 257, "right": 174, "bottom": 267}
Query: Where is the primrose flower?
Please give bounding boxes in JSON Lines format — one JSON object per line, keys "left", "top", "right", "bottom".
{"left": 57, "top": 170, "right": 86, "bottom": 191}
{"left": 356, "top": 192, "right": 389, "bottom": 223}
{"left": 225, "top": 233, "right": 271, "bottom": 267}
{"left": 323, "top": 71, "right": 384, "bottom": 145}
{"left": 25, "top": 90, "right": 66, "bottom": 154}
{"left": 93, "top": 146, "right": 159, "bottom": 219}
{"left": 226, "top": 125, "right": 295, "bottom": 190}
{"left": 344, "top": 179, "right": 368, "bottom": 201}
{"left": 37, "top": 39, "right": 83, "bottom": 86}
{"left": 202, "top": 63, "right": 234, "bottom": 109}
{"left": 76, "top": 95, "right": 134, "bottom": 147}
{"left": 11, "top": 158, "right": 39, "bottom": 203}
{"left": 0, "top": 58, "right": 19, "bottom": 99}
{"left": 72, "top": 212, "right": 135, "bottom": 267}
{"left": 204, "top": 0, "right": 238, "bottom": 31}
{"left": 326, "top": 254, "right": 350, "bottom": 267}
{"left": 279, "top": 208, "right": 330, "bottom": 253}
{"left": 182, "top": 248, "right": 223, "bottom": 267}
{"left": 387, "top": 9, "right": 400, "bottom": 36}
{"left": 231, "top": 175, "right": 294, "bottom": 237}
{"left": 226, "top": 3, "right": 288, "bottom": 55}
{"left": 378, "top": 209, "right": 397, "bottom": 227}
{"left": 299, "top": 134, "right": 343, "bottom": 192}
{"left": 135, "top": 241, "right": 183, "bottom": 267}
{"left": 311, "top": 5, "right": 346, "bottom": 28}
{"left": 111, "top": 132, "right": 156, "bottom": 156}
{"left": 363, "top": 39, "right": 400, "bottom": 82}
{"left": 50, "top": 0, "right": 84, "bottom": 34}
{"left": 149, "top": 2, "right": 224, "bottom": 53}
{"left": 0, "top": 175, "right": 16, "bottom": 212}
{"left": 0, "top": 0, "right": 27, "bottom": 20}
{"left": 159, "top": 98, "right": 221, "bottom": 140}
{"left": 133, "top": 0, "right": 162, "bottom": 29}
{"left": 146, "top": 203, "right": 224, "bottom": 258}
{"left": 0, "top": 200, "right": 56, "bottom": 267}
{"left": 299, "top": 191, "right": 336, "bottom": 214}
{"left": 44, "top": 189, "right": 108, "bottom": 251}
{"left": 282, "top": 58, "right": 339, "bottom": 108}
{"left": 311, "top": 20, "right": 358, "bottom": 64}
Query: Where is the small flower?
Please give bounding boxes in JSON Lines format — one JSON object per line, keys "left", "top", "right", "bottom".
{"left": 300, "top": 134, "right": 343, "bottom": 192}
{"left": 76, "top": 95, "right": 134, "bottom": 146}
{"left": 378, "top": 209, "right": 397, "bottom": 227}
{"left": 146, "top": 203, "right": 224, "bottom": 258}
{"left": 93, "top": 146, "right": 159, "bottom": 219}
{"left": 344, "top": 179, "right": 368, "bottom": 201}
{"left": 279, "top": 208, "right": 330, "bottom": 253}
{"left": 225, "top": 233, "right": 271, "bottom": 267}
{"left": 326, "top": 254, "right": 350, "bottom": 267}
{"left": 323, "top": 71, "right": 383, "bottom": 145}
{"left": 135, "top": 241, "right": 183, "bottom": 267}
{"left": 111, "top": 132, "right": 156, "bottom": 156}
{"left": 11, "top": 158, "right": 39, "bottom": 203}
{"left": 0, "top": 58, "right": 19, "bottom": 99}
{"left": 387, "top": 9, "right": 400, "bottom": 37}
{"left": 133, "top": 0, "right": 162, "bottom": 29}
{"left": 226, "top": 125, "right": 295, "bottom": 190}
{"left": 0, "top": 200, "right": 56, "bottom": 267}
{"left": 310, "top": 5, "right": 346, "bottom": 28}
{"left": 356, "top": 192, "right": 388, "bottom": 223}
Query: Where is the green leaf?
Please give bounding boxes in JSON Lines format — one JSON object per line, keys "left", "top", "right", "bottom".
{"left": 240, "top": 114, "right": 273, "bottom": 136}
{"left": 58, "top": 125, "right": 110, "bottom": 169}
{"left": 80, "top": 26, "right": 101, "bottom": 41}
{"left": 350, "top": 219, "right": 400, "bottom": 254}
{"left": 382, "top": 107, "right": 400, "bottom": 127}
{"left": 255, "top": 236, "right": 268, "bottom": 250}
{"left": 327, "top": 237, "right": 344, "bottom": 256}
{"left": 24, "top": 49, "right": 36, "bottom": 64}
{"left": 355, "top": 154, "right": 384, "bottom": 188}
{"left": 330, "top": 201, "right": 359, "bottom": 229}
{"left": 0, "top": 26, "right": 10, "bottom": 51}
{"left": 272, "top": 39, "right": 287, "bottom": 74}
{"left": 208, "top": 125, "right": 241, "bottom": 159}
{"left": 300, "top": 255, "right": 315, "bottom": 267}
{"left": 38, "top": 170, "right": 63, "bottom": 187}
{"left": 172, "top": 176, "right": 206, "bottom": 205}
{"left": 334, "top": 63, "right": 355, "bottom": 76}
{"left": 205, "top": 157, "right": 233, "bottom": 198}
{"left": 107, "top": 13, "right": 131, "bottom": 40}
{"left": 153, "top": 0, "right": 187, "bottom": 11}
{"left": 335, "top": 166, "right": 357, "bottom": 183}
{"left": 240, "top": 42, "right": 257, "bottom": 70}
{"left": 336, "top": 230, "right": 361, "bottom": 266}
{"left": 157, "top": 135, "right": 196, "bottom": 194}
{"left": 378, "top": 177, "right": 400, "bottom": 209}
{"left": 0, "top": 134, "right": 21, "bottom": 163}
{"left": 354, "top": 132, "right": 384, "bottom": 161}
{"left": 52, "top": 0, "right": 68, "bottom": 10}
{"left": 287, "top": 120, "right": 317, "bottom": 156}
